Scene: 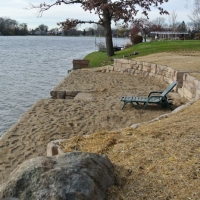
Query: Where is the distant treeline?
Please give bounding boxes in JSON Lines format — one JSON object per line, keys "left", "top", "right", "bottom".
{"left": 0, "top": 17, "right": 29, "bottom": 36}
{"left": 0, "top": 17, "right": 130, "bottom": 37}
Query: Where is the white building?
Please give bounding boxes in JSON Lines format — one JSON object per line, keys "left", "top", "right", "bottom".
{"left": 150, "top": 31, "right": 189, "bottom": 40}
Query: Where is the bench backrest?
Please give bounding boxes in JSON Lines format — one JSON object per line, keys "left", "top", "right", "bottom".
{"left": 161, "top": 81, "right": 178, "bottom": 97}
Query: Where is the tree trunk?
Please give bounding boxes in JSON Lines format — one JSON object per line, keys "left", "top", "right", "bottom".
{"left": 143, "top": 29, "right": 147, "bottom": 42}
{"left": 144, "top": 32, "right": 147, "bottom": 42}
{"left": 103, "top": 9, "right": 114, "bottom": 56}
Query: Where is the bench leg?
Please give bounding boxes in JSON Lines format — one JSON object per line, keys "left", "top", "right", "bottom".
{"left": 122, "top": 101, "right": 137, "bottom": 110}
{"left": 167, "top": 103, "right": 174, "bottom": 111}
{"left": 122, "top": 102, "right": 128, "bottom": 110}
{"left": 143, "top": 102, "right": 149, "bottom": 110}
{"left": 131, "top": 102, "right": 137, "bottom": 109}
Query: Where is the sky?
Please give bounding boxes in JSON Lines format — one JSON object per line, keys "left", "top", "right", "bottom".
{"left": 0, "top": 0, "right": 193, "bottom": 30}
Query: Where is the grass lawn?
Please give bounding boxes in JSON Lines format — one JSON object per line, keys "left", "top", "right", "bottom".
{"left": 84, "top": 40, "right": 200, "bottom": 67}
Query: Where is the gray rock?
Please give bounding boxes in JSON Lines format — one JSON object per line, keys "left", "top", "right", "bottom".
{"left": 0, "top": 152, "right": 115, "bottom": 200}
{"left": 1, "top": 198, "right": 19, "bottom": 200}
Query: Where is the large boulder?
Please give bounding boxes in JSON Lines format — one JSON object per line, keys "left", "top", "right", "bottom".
{"left": 0, "top": 152, "right": 115, "bottom": 200}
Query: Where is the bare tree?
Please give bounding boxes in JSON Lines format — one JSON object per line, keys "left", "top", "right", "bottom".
{"left": 30, "top": 0, "right": 169, "bottom": 56}
{"left": 152, "top": 17, "right": 167, "bottom": 29}
{"left": 93, "top": 24, "right": 105, "bottom": 36}
{"left": 131, "top": 18, "right": 153, "bottom": 42}
{"left": 169, "top": 10, "right": 178, "bottom": 31}
{"left": 177, "top": 21, "right": 187, "bottom": 32}
{"left": 115, "top": 23, "right": 129, "bottom": 38}
{"left": 188, "top": 0, "right": 200, "bottom": 31}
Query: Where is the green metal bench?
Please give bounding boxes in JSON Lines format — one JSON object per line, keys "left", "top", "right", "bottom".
{"left": 120, "top": 81, "right": 178, "bottom": 110}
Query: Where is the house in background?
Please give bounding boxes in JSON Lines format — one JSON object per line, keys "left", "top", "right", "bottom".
{"left": 150, "top": 31, "right": 189, "bottom": 40}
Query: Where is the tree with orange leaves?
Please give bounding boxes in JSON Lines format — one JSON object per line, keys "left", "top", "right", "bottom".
{"left": 31, "top": 0, "right": 169, "bottom": 56}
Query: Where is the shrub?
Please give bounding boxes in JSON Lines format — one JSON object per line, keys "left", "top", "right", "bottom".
{"left": 124, "top": 42, "right": 132, "bottom": 49}
{"left": 194, "top": 33, "right": 200, "bottom": 40}
{"left": 131, "top": 35, "right": 143, "bottom": 45}
{"left": 185, "top": 35, "right": 191, "bottom": 40}
{"left": 96, "top": 42, "right": 106, "bottom": 52}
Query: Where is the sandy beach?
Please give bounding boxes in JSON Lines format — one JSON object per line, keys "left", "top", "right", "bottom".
{"left": 0, "top": 66, "right": 186, "bottom": 184}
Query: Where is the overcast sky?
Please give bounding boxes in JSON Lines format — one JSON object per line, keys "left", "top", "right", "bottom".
{"left": 0, "top": 0, "right": 193, "bottom": 30}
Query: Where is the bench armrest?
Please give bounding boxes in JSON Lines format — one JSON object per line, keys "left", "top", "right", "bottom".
{"left": 148, "top": 95, "right": 163, "bottom": 100}
{"left": 148, "top": 91, "right": 163, "bottom": 97}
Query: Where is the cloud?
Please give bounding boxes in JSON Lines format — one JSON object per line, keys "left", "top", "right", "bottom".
{"left": 0, "top": 0, "right": 192, "bottom": 29}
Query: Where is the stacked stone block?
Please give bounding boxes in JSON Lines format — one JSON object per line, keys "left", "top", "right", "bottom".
{"left": 179, "top": 73, "right": 200, "bottom": 100}
{"left": 50, "top": 91, "right": 80, "bottom": 99}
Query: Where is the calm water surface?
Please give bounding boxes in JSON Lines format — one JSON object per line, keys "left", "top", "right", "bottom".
{"left": 0, "top": 36, "right": 129, "bottom": 136}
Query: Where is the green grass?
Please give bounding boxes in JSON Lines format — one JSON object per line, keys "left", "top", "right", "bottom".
{"left": 84, "top": 40, "right": 200, "bottom": 67}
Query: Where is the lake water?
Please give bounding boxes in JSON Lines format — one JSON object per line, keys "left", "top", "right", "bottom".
{"left": 0, "top": 36, "right": 130, "bottom": 136}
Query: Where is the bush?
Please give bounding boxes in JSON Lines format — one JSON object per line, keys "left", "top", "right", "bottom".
{"left": 96, "top": 42, "right": 106, "bottom": 52}
{"left": 131, "top": 35, "right": 143, "bottom": 45}
{"left": 194, "top": 33, "right": 200, "bottom": 40}
{"left": 124, "top": 42, "right": 132, "bottom": 49}
{"left": 185, "top": 35, "right": 191, "bottom": 40}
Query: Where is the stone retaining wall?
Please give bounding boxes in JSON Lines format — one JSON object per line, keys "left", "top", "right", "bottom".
{"left": 178, "top": 73, "right": 200, "bottom": 99}
{"left": 49, "top": 58, "right": 200, "bottom": 101}
{"left": 105, "top": 59, "right": 200, "bottom": 100}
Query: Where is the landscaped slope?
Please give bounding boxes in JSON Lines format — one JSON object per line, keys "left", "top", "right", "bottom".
{"left": 61, "top": 99, "right": 200, "bottom": 199}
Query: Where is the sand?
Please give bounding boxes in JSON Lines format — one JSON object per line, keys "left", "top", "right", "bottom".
{"left": 0, "top": 52, "right": 192, "bottom": 185}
